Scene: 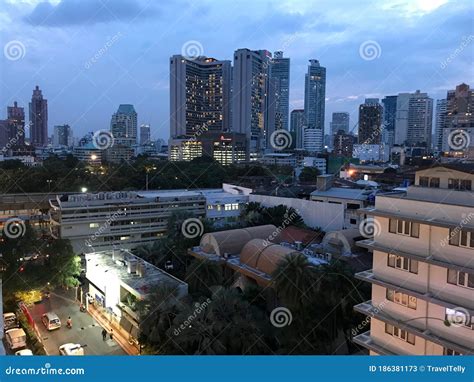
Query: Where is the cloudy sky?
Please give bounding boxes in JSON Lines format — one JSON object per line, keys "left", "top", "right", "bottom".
{"left": 0, "top": 0, "right": 472, "bottom": 140}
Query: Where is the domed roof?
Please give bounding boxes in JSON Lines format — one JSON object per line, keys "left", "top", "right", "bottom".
{"left": 240, "top": 239, "right": 297, "bottom": 276}
{"left": 200, "top": 225, "right": 277, "bottom": 257}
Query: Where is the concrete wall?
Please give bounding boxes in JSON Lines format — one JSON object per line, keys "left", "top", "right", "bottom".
{"left": 249, "top": 194, "right": 344, "bottom": 231}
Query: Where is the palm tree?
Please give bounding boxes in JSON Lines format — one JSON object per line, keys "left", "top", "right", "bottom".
{"left": 185, "top": 259, "right": 223, "bottom": 296}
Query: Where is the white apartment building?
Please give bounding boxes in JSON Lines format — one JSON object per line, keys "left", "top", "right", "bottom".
{"left": 354, "top": 164, "right": 474, "bottom": 356}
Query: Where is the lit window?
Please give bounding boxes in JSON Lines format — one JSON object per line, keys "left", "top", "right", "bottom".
{"left": 89, "top": 223, "right": 99, "bottom": 228}
{"left": 387, "top": 254, "right": 418, "bottom": 274}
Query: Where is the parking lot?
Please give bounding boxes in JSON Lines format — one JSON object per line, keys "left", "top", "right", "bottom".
{"left": 28, "top": 290, "right": 126, "bottom": 356}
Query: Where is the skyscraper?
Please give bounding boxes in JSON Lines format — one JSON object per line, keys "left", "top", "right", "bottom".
{"left": 358, "top": 98, "right": 383, "bottom": 145}
{"left": 270, "top": 51, "right": 290, "bottom": 131}
{"left": 382, "top": 96, "right": 397, "bottom": 147}
{"left": 170, "top": 55, "right": 231, "bottom": 138}
{"left": 290, "top": 109, "right": 305, "bottom": 149}
{"left": 7, "top": 101, "right": 25, "bottom": 146}
{"left": 434, "top": 99, "right": 447, "bottom": 151}
{"left": 232, "top": 48, "right": 274, "bottom": 159}
{"left": 110, "top": 104, "right": 137, "bottom": 145}
{"left": 140, "top": 124, "right": 151, "bottom": 145}
{"left": 53, "top": 124, "right": 73, "bottom": 147}
{"left": 304, "top": 59, "right": 326, "bottom": 152}
{"left": 29, "top": 86, "right": 48, "bottom": 146}
{"left": 330, "top": 112, "right": 350, "bottom": 136}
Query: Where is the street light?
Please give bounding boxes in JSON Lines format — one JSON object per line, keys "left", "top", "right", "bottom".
{"left": 81, "top": 187, "right": 88, "bottom": 193}
{"left": 46, "top": 179, "right": 52, "bottom": 192}
{"left": 145, "top": 166, "right": 157, "bottom": 191}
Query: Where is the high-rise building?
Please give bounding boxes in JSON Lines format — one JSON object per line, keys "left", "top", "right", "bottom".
{"left": 53, "top": 124, "right": 73, "bottom": 147}
{"left": 7, "top": 101, "right": 25, "bottom": 146}
{"left": 354, "top": 164, "right": 474, "bottom": 356}
{"left": 110, "top": 104, "right": 137, "bottom": 146}
{"left": 232, "top": 49, "right": 275, "bottom": 159}
{"left": 303, "top": 126, "right": 323, "bottom": 153}
{"left": 382, "top": 96, "right": 397, "bottom": 147}
{"left": 358, "top": 98, "right": 383, "bottom": 145}
{"left": 140, "top": 124, "right": 151, "bottom": 145}
{"left": 434, "top": 99, "right": 447, "bottom": 151}
{"left": 442, "top": 83, "right": 474, "bottom": 153}
{"left": 29, "top": 86, "right": 48, "bottom": 146}
{"left": 290, "top": 109, "right": 305, "bottom": 149}
{"left": 170, "top": 55, "right": 231, "bottom": 138}
{"left": 304, "top": 59, "right": 326, "bottom": 152}
{"left": 333, "top": 130, "right": 354, "bottom": 157}
{"left": 330, "top": 112, "right": 350, "bottom": 136}
{"left": 270, "top": 51, "right": 290, "bottom": 131}
{"left": 394, "top": 91, "right": 433, "bottom": 148}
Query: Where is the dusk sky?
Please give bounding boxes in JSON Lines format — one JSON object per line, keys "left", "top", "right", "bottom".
{"left": 1, "top": 0, "right": 472, "bottom": 141}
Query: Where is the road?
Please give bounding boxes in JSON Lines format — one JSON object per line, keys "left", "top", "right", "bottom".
{"left": 29, "top": 290, "right": 126, "bottom": 356}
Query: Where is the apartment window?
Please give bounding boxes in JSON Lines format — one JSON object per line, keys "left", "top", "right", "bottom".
{"left": 224, "top": 204, "right": 232, "bottom": 211}
{"left": 385, "top": 323, "right": 415, "bottom": 345}
{"left": 444, "top": 348, "right": 462, "bottom": 356}
{"left": 449, "top": 178, "right": 472, "bottom": 191}
{"left": 89, "top": 223, "right": 99, "bottom": 228}
{"left": 448, "top": 229, "right": 474, "bottom": 249}
{"left": 386, "top": 289, "right": 417, "bottom": 309}
{"left": 429, "top": 177, "right": 440, "bottom": 188}
{"left": 447, "top": 269, "right": 474, "bottom": 289}
{"left": 419, "top": 176, "right": 429, "bottom": 187}
{"left": 350, "top": 218, "right": 357, "bottom": 225}
{"left": 388, "top": 219, "right": 419, "bottom": 238}
{"left": 387, "top": 254, "right": 418, "bottom": 274}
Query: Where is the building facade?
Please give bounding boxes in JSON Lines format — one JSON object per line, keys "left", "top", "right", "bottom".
{"left": 7, "top": 101, "right": 25, "bottom": 146}
{"left": 303, "top": 126, "right": 323, "bottom": 153}
{"left": 358, "top": 99, "right": 383, "bottom": 145}
{"left": 382, "top": 96, "right": 397, "bottom": 147}
{"left": 139, "top": 124, "right": 151, "bottom": 145}
{"left": 434, "top": 99, "right": 447, "bottom": 152}
{"left": 354, "top": 165, "right": 474, "bottom": 356}
{"left": 53, "top": 124, "right": 73, "bottom": 147}
{"left": 290, "top": 109, "right": 305, "bottom": 149}
{"left": 333, "top": 130, "right": 354, "bottom": 157}
{"left": 110, "top": 104, "right": 137, "bottom": 146}
{"left": 270, "top": 51, "right": 290, "bottom": 131}
{"left": 304, "top": 59, "right": 326, "bottom": 152}
{"left": 330, "top": 112, "right": 350, "bottom": 136}
{"left": 29, "top": 86, "right": 48, "bottom": 146}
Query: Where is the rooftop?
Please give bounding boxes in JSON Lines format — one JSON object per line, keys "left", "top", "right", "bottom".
{"left": 311, "top": 187, "right": 373, "bottom": 201}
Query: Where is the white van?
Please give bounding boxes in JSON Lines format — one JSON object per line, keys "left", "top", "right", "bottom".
{"left": 5, "top": 328, "right": 27, "bottom": 350}
{"left": 59, "top": 343, "right": 85, "bottom": 356}
{"left": 3, "top": 312, "right": 19, "bottom": 331}
{"left": 41, "top": 312, "right": 61, "bottom": 331}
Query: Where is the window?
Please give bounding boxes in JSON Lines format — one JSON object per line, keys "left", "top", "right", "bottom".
{"left": 385, "top": 323, "right": 415, "bottom": 344}
{"left": 350, "top": 218, "right": 357, "bottom": 225}
{"left": 444, "top": 348, "right": 462, "bottom": 355}
{"left": 429, "top": 177, "right": 440, "bottom": 188}
{"left": 449, "top": 229, "right": 474, "bottom": 249}
{"left": 224, "top": 204, "right": 232, "bottom": 211}
{"left": 389, "top": 219, "right": 419, "bottom": 238}
{"left": 419, "top": 176, "right": 429, "bottom": 187}
{"left": 387, "top": 254, "right": 418, "bottom": 274}
{"left": 386, "top": 289, "right": 417, "bottom": 309}
{"left": 347, "top": 203, "right": 360, "bottom": 210}
{"left": 449, "top": 178, "right": 472, "bottom": 191}
{"left": 447, "top": 269, "right": 474, "bottom": 289}
{"left": 89, "top": 223, "right": 99, "bottom": 228}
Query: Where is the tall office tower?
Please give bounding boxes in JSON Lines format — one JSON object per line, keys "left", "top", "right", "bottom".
{"left": 290, "top": 109, "right": 305, "bottom": 149}
{"left": 358, "top": 98, "right": 383, "bottom": 145}
{"left": 333, "top": 130, "right": 354, "bottom": 157}
{"left": 170, "top": 55, "right": 231, "bottom": 138}
{"left": 270, "top": 51, "right": 290, "bottom": 131}
{"left": 406, "top": 91, "right": 433, "bottom": 148}
{"left": 7, "top": 101, "right": 25, "bottom": 145}
{"left": 53, "top": 124, "right": 73, "bottom": 147}
{"left": 330, "top": 112, "right": 350, "bottom": 136}
{"left": 434, "top": 99, "right": 447, "bottom": 151}
{"left": 442, "top": 83, "right": 474, "bottom": 152}
{"left": 232, "top": 48, "right": 274, "bottom": 159}
{"left": 29, "top": 86, "right": 48, "bottom": 146}
{"left": 382, "top": 96, "right": 397, "bottom": 147}
{"left": 354, "top": 164, "right": 474, "bottom": 356}
{"left": 110, "top": 104, "right": 138, "bottom": 146}
{"left": 0, "top": 120, "right": 9, "bottom": 149}
{"left": 140, "top": 124, "right": 151, "bottom": 145}
{"left": 304, "top": 59, "right": 326, "bottom": 152}
{"left": 303, "top": 126, "right": 323, "bottom": 152}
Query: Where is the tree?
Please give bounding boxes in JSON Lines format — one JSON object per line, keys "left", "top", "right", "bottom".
{"left": 44, "top": 239, "right": 81, "bottom": 288}
{"left": 298, "top": 166, "right": 321, "bottom": 183}
{"left": 185, "top": 259, "right": 223, "bottom": 296}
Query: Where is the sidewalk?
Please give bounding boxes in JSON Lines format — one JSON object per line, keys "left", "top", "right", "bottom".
{"left": 88, "top": 305, "right": 139, "bottom": 355}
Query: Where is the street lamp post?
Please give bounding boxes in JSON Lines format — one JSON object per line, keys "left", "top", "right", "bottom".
{"left": 145, "top": 166, "right": 157, "bottom": 191}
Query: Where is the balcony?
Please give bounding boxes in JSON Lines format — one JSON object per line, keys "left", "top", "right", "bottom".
{"left": 352, "top": 331, "right": 396, "bottom": 355}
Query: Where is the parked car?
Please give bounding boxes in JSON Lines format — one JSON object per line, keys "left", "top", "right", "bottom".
{"left": 59, "top": 343, "right": 85, "bottom": 356}
{"left": 41, "top": 312, "right": 61, "bottom": 331}
{"left": 3, "top": 312, "right": 19, "bottom": 332}
{"left": 5, "top": 328, "right": 27, "bottom": 350}
{"left": 15, "top": 349, "right": 33, "bottom": 356}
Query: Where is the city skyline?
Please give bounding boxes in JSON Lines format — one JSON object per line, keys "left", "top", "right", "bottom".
{"left": 1, "top": 0, "right": 472, "bottom": 140}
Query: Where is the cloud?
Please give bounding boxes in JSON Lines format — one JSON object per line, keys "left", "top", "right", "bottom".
{"left": 24, "top": 0, "right": 156, "bottom": 26}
